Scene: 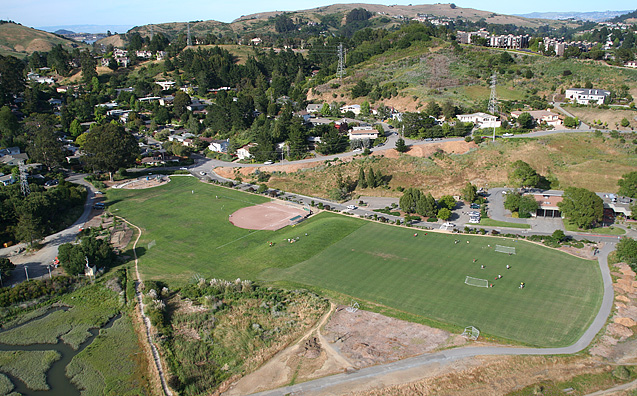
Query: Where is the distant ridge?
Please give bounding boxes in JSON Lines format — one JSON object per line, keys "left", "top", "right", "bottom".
{"left": 37, "top": 24, "right": 134, "bottom": 34}
{"left": 516, "top": 10, "right": 631, "bottom": 22}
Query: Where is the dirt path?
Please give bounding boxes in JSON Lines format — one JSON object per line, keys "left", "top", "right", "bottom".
{"left": 118, "top": 217, "right": 173, "bottom": 396}
{"left": 224, "top": 302, "right": 351, "bottom": 396}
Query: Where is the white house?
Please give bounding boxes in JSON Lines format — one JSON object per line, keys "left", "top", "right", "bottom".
{"left": 156, "top": 51, "right": 167, "bottom": 61}
{"left": 168, "top": 132, "right": 196, "bottom": 143}
{"left": 250, "top": 37, "right": 262, "bottom": 46}
{"left": 510, "top": 110, "right": 562, "bottom": 127}
{"left": 340, "top": 104, "right": 361, "bottom": 115}
{"left": 208, "top": 139, "right": 229, "bottom": 153}
{"left": 236, "top": 143, "right": 257, "bottom": 160}
{"left": 156, "top": 81, "right": 175, "bottom": 91}
{"left": 306, "top": 104, "right": 322, "bottom": 113}
{"left": 565, "top": 88, "right": 610, "bottom": 105}
{"left": 136, "top": 50, "right": 153, "bottom": 58}
{"left": 457, "top": 112, "right": 501, "bottom": 129}
{"left": 348, "top": 126, "right": 379, "bottom": 140}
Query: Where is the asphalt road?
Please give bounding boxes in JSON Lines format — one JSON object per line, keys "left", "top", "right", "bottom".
{"left": 247, "top": 242, "right": 616, "bottom": 396}
{"left": 0, "top": 174, "right": 98, "bottom": 285}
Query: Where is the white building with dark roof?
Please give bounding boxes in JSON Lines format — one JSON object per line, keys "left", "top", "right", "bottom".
{"left": 565, "top": 88, "right": 610, "bottom": 105}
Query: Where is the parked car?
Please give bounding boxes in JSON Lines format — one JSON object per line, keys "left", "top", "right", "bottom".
{"left": 44, "top": 179, "right": 59, "bottom": 186}
{"left": 263, "top": 161, "right": 273, "bottom": 165}
{"left": 199, "top": 171, "right": 206, "bottom": 176}
{"left": 347, "top": 205, "right": 357, "bottom": 210}
{"left": 93, "top": 202, "right": 105, "bottom": 209}
{"left": 502, "top": 133, "right": 514, "bottom": 137}
{"left": 470, "top": 203, "right": 480, "bottom": 209}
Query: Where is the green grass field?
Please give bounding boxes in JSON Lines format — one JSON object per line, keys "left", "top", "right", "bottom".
{"left": 108, "top": 177, "right": 603, "bottom": 347}
{"left": 478, "top": 218, "right": 531, "bottom": 229}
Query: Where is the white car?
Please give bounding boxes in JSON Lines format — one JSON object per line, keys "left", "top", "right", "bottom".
{"left": 263, "top": 161, "right": 273, "bottom": 165}
{"left": 502, "top": 133, "right": 514, "bottom": 137}
{"left": 199, "top": 171, "right": 206, "bottom": 176}
{"left": 346, "top": 205, "right": 357, "bottom": 210}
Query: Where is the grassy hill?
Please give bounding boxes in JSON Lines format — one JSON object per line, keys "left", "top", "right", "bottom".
{"left": 261, "top": 132, "right": 637, "bottom": 199}
{"left": 128, "top": 3, "right": 573, "bottom": 40}
{"left": 0, "top": 22, "right": 83, "bottom": 58}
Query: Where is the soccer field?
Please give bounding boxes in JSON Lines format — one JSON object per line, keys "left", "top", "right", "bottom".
{"left": 271, "top": 223, "right": 603, "bottom": 347}
{"left": 108, "top": 177, "right": 603, "bottom": 347}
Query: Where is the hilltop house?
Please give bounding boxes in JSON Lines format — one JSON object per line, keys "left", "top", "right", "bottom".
{"left": 348, "top": 126, "right": 379, "bottom": 140}
{"left": 457, "top": 113, "right": 501, "bottom": 129}
{"left": 565, "top": 88, "right": 610, "bottom": 105}
{"left": 510, "top": 110, "right": 562, "bottom": 127}
{"left": 237, "top": 143, "right": 257, "bottom": 160}
{"left": 340, "top": 104, "right": 361, "bottom": 115}
{"left": 208, "top": 139, "right": 229, "bottom": 153}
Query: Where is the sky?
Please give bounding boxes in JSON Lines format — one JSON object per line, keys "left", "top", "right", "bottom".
{"left": 3, "top": 0, "right": 635, "bottom": 29}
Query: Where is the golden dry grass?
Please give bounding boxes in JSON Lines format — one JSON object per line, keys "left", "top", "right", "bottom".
{"left": 261, "top": 133, "right": 636, "bottom": 199}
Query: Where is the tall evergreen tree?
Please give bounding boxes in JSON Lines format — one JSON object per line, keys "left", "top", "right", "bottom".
{"left": 358, "top": 167, "right": 367, "bottom": 189}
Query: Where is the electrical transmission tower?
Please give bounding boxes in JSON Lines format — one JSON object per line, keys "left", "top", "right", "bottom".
{"left": 150, "top": 25, "right": 154, "bottom": 41}
{"left": 187, "top": 22, "right": 192, "bottom": 47}
{"left": 488, "top": 73, "right": 498, "bottom": 142}
{"left": 19, "top": 164, "right": 30, "bottom": 197}
{"left": 337, "top": 43, "right": 346, "bottom": 82}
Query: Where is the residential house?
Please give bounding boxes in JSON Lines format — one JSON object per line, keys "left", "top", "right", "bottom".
{"left": 136, "top": 50, "right": 153, "bottom": 59}
{"left": 0, "top": 153, "right": 29, "bottom": 166}
{"left": 250, "top": 37, "right": 262, "bottom": 45}
{"left": 156, "top": 81, "right": 175, "bottom": 91}
{"left": 0, "top": 147, "right": 20, "bottom": 157}
{"left": 156, "top": 51, "right": 167, "bottom": 61}
{"left": 159, "top": 96, "right": 174, "bottom": 106}
{"left": 138, "top": 96, "right": 161, "bottom": 103}
{"left": 96, "top": 101, "right": 118, "bottom": 109}
{"left": 340, "top": 104, "right": 361, "bottom": 115}
{"left": 306, "top": 104, "right": 322, "bottom": 113}
{"left": 307, "top": 136, "right": 322, "bottom": 150}
{"left": 510, "top": 110, "right": 562, "bottom": 127}
{"left": 168, "top": 132, "right": 196, "bottom": 144}
{"left": 208, "top": 139, "right": 229, "bottom": 153}
{"left": 186, "top": 99, "right": 206, "bottom": 112}
{"left": 295, "top": 111, "right": 311, "bottom": 122}
{"left": 348, "top": 126, "right": 379, "bottom": 140}
{"left": 565, "top": 88, "right": 610, "bottom": 105}
{"left": 624, "top": 61, "right": 637, "bottom": 68}
{"left": 0, "top": 174, "right": 15, "bottom": 186}
{"left": 236, "top": 143, "right": 257, "bottom": 160}
{"left": 457, "top": 113, "right": 501, "bottom": 129}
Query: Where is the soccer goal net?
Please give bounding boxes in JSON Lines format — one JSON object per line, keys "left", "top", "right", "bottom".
{"left": 495, "top": 245, "right": 516, "bottom": 255}
{"left": 465, "top": 276, "right": 489, "bottom": 288}
{"left": 462, "top": 326, "right": 480, "bottom": 340}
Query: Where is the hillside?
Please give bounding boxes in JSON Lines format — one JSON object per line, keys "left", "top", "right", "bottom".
{"left": 0, "top": 22, "right": 82, "bottom": 58}
{"left": 128, "top": 3, "right": 573, "bottom": 40}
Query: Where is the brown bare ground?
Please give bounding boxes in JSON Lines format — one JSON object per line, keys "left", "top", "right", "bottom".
{"left": 567, "top": 107, "right": 637, "bottom": 131}
{"left": 343, "top": 356, "right": 609, "bottom": 396}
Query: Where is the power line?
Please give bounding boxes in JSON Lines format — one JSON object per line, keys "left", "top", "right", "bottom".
{"left": 488, "top": 73, "right": 498, "bottom": 142}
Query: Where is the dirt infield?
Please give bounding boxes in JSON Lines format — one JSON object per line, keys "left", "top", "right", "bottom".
{"left": 114, "top": 175, "right": 170, "bottom": 190}
{"left": 229, "top": 202, "right": 308, "bottom": 231}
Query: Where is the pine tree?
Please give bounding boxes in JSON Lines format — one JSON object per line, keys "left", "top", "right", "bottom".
{"left": 366, "top": 167, "right": 376, "bottom": 188}
{"left": 358, "top": 167, "right": 367, "bottom": 189}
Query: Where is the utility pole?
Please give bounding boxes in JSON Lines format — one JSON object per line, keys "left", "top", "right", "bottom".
{"left": 337, "top": 43, "right": 345, "bottom": 82}
{"left": 19, "top": 164, "right": 30, "bottom": 197}
{"left": 150, "top": 25, "right": 154, "bottom": 41}
{"left": 24, "top": 266, "right": 29, "bottom": 281}
{"left": 488, "top": 73, "right": 498, "bottom": 142}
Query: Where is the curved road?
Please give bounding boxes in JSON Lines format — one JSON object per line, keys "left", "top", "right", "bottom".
{"left": 0, "top": 174, "right": 98, "bottom": 284}
{"left": 248, "top": 242, "right": 616, "bottom": 396}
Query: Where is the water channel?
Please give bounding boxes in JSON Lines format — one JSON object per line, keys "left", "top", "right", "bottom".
{"left": 0, "top": 306, "right": 121, "bottom": 395}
